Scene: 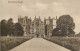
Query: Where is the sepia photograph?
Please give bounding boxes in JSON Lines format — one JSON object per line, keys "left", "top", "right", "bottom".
{"left": 0, "top": 0, "right": 80, "bottom": 51}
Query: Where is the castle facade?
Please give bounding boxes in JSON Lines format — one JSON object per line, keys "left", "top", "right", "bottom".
{"left": 18, "top": 16, "right": 57, "bottom": 37}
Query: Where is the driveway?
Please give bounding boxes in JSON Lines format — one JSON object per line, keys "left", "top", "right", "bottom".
{"left": 9, "top": 38, "right": 71, "bottom": 51}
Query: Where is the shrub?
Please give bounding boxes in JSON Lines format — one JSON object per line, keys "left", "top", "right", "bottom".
{"left": 44, "top": 37, "right": 80, "bottom": 51}
{"left": 1, "top": 36, "right": 32, "bottom": 51}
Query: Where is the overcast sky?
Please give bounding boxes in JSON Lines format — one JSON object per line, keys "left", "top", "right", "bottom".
{"left": 0, "top": 0, "right": 80, "bottom": 34}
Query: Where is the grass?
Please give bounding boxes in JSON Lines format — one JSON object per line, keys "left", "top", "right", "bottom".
{"left": 0, "top": 36, "right": 32, "bottom": 51}
{"left": 44, "top": 37, "right": 80, "bottom": 51}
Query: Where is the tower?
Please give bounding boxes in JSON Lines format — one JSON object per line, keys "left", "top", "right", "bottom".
{"left": 30, "top": 16, "right": 45, "bottom": 37}
{"left": 44, "top": 16, "right": 53, "bottom": 36}
{"left": 18, "top": 16, "right": 23, "bottom": 27}
{"left": 22, "top": 16, "right": 32, "bottom": 36}
{"left": 23, "top": 17, "right": 27, "bottom": 36}
{"left": 53, "top": 16, "right": 57, "bottom": 29}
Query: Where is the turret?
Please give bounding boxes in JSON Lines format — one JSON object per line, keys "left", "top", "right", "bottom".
{"left": 39, "top": 16, "right": 40, "bottom": 19}
{"left": 56, "top": 16, "right": 57, "bottom": 20}
{"left": 35, "top": 16, "right": 36, "bottom": 19}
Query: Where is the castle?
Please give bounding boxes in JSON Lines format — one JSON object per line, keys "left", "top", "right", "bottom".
{"left": 18, "top": 16, "right": 57, "bottom": 37}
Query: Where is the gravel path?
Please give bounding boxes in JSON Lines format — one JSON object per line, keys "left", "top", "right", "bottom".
{"left": 9, "top": 38, "right": 71, "bottom": 51}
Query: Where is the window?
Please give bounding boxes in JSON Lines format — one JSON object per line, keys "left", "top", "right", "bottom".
{"left": 46, "top": 20, "right": 49, "bottom": 25}
{"left": 32, "top": 24, "right": 34, "bottom": 26}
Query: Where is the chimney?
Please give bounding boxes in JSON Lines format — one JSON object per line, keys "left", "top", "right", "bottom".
{"left": 30, "top": 17, "right": 31, "bottom": 19}
{"left": 56, "top": 16, "right": 57, "bottom": 20}
{"left": 35, "top": 16, "right": 36, "bottom": 19}
{"left": 39, "top": 16, "right": 40, "bottom": 19}
{"left": 44, "top": 17, "right": 45, "bottom": 20}
{"left": 49, "top": 16, "right": 51, "bottom": 19}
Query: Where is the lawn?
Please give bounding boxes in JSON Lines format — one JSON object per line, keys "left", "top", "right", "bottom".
{"left": 0, "top": 36, "right": 32, "bottom": 51}
{"left": 44, "top": 37, "right": 80, "bottom": 51}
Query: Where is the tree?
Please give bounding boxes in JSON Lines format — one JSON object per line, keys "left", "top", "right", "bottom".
{"left": 7, "top": 18, "right": 13, "bottom": 35}
{"left": 0, "top": 22, "right": 1, "bottom": 36}
{"left": 52, "top": 15, "right": 75, "bottom": 36}
{"left": 1, "top": 20, "right": 9, "bottom": 36}
{"left": 8, "top": 18, "right": 13, "bottom": 25}
{"left": 11, "top": 23, "right": 24, "bottom": 36}
{"left": 52, "top": 28, "right": 60, "bottom": 36}
{"left": 75, "top": 32, "right": 80, "bottom": 37}
{"left": 1, "top": 18, "right": 24, "bottom": 36}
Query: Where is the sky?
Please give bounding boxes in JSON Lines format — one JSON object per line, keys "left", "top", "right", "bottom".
{"left": 0, "top": 0, "right": 80, "bottom": 34}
